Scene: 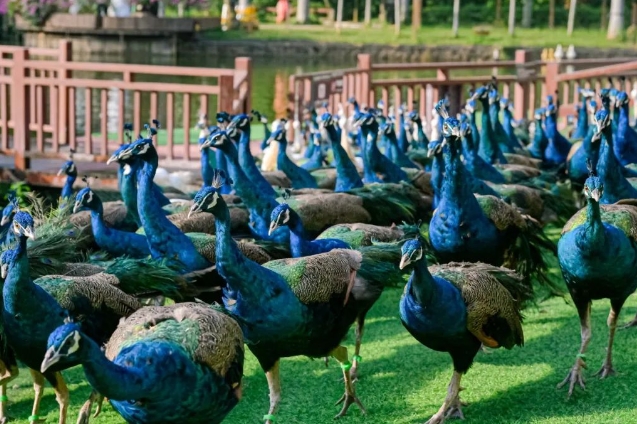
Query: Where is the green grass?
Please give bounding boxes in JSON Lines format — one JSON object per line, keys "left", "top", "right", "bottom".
{"left": 209, "top": 24, "right": 637, "bottom": 49}
{"left": 8, "top": 283, "right": 637, "bottom": 423}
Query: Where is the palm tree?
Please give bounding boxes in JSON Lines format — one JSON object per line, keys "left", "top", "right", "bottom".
{"left": 508, "top": 0, "right": 516, "bottom": 35}
{"left": 452, "top": 0, "right": 460, "bottom": 37}
{"left": 567, "top": 0, "right": 577, "bottom": 36}
{"left": 608, "top": 0, "right": 625, "bottom": 39}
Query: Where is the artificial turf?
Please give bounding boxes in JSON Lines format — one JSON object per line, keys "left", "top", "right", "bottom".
{"left": 6, "top": 274, "right": 637, "bottom": 423}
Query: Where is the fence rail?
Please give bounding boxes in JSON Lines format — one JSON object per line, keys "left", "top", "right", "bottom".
{"left": 288, "top": 50, "right": 637, "bottom": 132}
{"left": 0, "top": 39, "right": 252, "bottom": 172}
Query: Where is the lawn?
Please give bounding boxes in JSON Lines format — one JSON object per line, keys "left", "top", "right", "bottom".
{"left": 210, "top": 24, "right": 637, "bottom": 49}
{"left": 7, "top": 265, "right": 637, "bottom": 423}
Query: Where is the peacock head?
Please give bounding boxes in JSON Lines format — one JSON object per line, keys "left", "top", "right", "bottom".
{"left": 592, "top": 109, "right": 612, "bottom": 143}
{"left": 216, "top": 112, "right": 231, "bottom": 126}
{"left": 189, "top": 170, "right": 231, "bottom": 217}
{"left": 408, "top": 111, "right": 421, "bottom": 123}
{"left": 107, "top": 138, "right": 153, "bottom": 165}
{"left": 427, "top": 139, "right": 443, "bottom": 158}
{"left": 57, "top": 159, "right": 77, "bottom": 178}
{"left": 200, "top": 130, "right": 230, "bottom": 151}
{"left": 465, "top": 99, "right": 476, "bottom": 114}
{"left": 73, "top": 187, "right": 98, "bottom": 214}
{"left": 588, "top": 101, "right": 598, "bottom": 116}
{"left": 615, "top": 91, "right": 629, "bottom": 108}
{"left": 471, "top": 86, "right": 489, "bottom": 101}
{"left": 251, "top": 110, "right": 269, "bottom": 125}
{"left": 534, "top": 108, "right": 544, "bottom": 121}
{"left": 353, "top": 112, "right": 375, "bottom": 129}
{"left": 378, "top": 122, "right": 394, "bottom": 136}
{"left": 269, "top": 203, "right": 291, "bottom": 235}
{"left": 12, "top": 211, "right": 35, "bottom": 240}
{"left": 319, "top": 113, "right": 335, "bottom": 129}
{"left": 459, "top": 121, "right": 472, "bottom": 139}
{"left": 488, "top": 89, "right": 499, "bottom": 105}
{"left": 1, "top": 195, "right": 18, "bottom": 227}
{"left": 583, "top": 175, "right": 603, "bottom": 203}
{"left": 579, "top": 88, "right": 595, "bottom": 99}
{"left": 0, "top": 248, "right": 18, "bottom": 278}
{"left": 399, "top": 238, "right": 425, "bottom": 270}
{"left": 500, "top": 98, "right": 511, "bottom": 110}
{"left": 41, "top": 322, "right": 86, "bottom": 373}
{"left": 227, "top": 114, "right": 252, "bottom": 134}
{"left": 545, "top": 104, "right": 558, "bottom": 118}
{"left": 440, "top": 117, "right": 462, "bottom": 146}
{"left": 268, "top": 127, "right": 287, "bottom": 146}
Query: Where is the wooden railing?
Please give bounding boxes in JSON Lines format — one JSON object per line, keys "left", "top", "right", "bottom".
{"left": 0, "top": 40, "right": 252, "bottom": 172}
{"left": 288, "top": 51, "right": 636, "bottom": 126}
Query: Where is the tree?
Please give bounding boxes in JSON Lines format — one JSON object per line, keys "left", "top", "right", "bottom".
{"left": 394, "top": 0, "right": 401, "bottom": 35}
{"left": 364, "top": 0, "right": 372, "bottom": 25}
{"left": 336, "top": 0, "right": 344, "bottom": 32}
{"left": 297, "top": 0, "right": 309, "bottom": 24}
{"left": 608, "top": 0, "right": 625, "bottom": 39}
{"left": 412, "top": 0, "right": 422, "bottom": 38}
{"left": 522, "top": 0, "right": 533, "bottom": 28}
{"left": 567, "top": 0, "right": 577, "bottom": 36}
{"left": 601, "top": 0, "right": 608, "bottom": 30}
{"left": 508, "top": 0, "right": 516, "bottom": 35}
{"left": 495, "top": 0, "right": 502, "bottom": 23}
{"left": 452, "top": 0, "right": 460, "bottom": 37}
{"left": 549, "top": 0, "right": 555, "bottom": 28}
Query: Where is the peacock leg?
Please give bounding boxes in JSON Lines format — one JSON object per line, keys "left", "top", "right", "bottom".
{"left": 424, "top": 370, "right": 464, "bottom": 424}
{"left": 53, "top": 372, "right": 69, "bottom": 424}
{"left": 331, "top": 345, "right": 366, "bottom": 419}
{"left": 28, "top": 369, "right": 46, "bottom": 424}
{"left": 0, "top": 384, "right": 8, "bottom": 424}
{"left": 76, "top": 390, "right": 102, "bottom": 424}
{"left": 596, "top": 299, "right": 625, "bottom": 379}
{"left": 557, "top": 300, "right": 591, "bottom": 398}
{"left": 263, "top": 361, "right": 281, "bottom": 424}
{"left": 351, "top": 312, "right": 367, "bottom": 382}
{"left": 0, "top": 359, "right": 18, "bottom": 386}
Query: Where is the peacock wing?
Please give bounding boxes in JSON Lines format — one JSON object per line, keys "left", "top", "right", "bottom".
{"left": 168, "top": 211, "right": 217, "bottom": 235}
{"left": 600, "top": 204, "right": 637, "bottom": 241}
{"left": 430, "top": 262, "right": 526, "bottom": 349}
{"left": 288, "top": 193, "right": 371, "bottom": 234}
{"left": 263, "top": 249, "right": 362, "bottom": 305}
{"left": 475, "top": 194, "right": 527, "bottom": 231}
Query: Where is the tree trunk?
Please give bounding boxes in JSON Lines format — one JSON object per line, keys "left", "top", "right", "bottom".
{"left": 521, "top": 0, "right": 532, "bottom": 28}
{"left": 364, "top": 0, "right": 372, "bottom": 25}
{"left": 412, "top": 0, "right": 422, "bottom": 37}
{"left": 567, "top": 0, "right": 577, "bottom": 35}
{"left": 353, "top": 0, "right": 359, "bottom": 22}
{"left": 336, "top": 0, "right": 344, "bottom": 32}
{"left": 452, "top": 0, "right": 460, "bottom": 37}
{"left": 394, "top": 0, "right": 401, "bottom": 35}
{"left": 495, "top": 0, "right": 502, "bottom": 22}
{"left": 296, "top": 0, "right": 310, "bottom": 24}
{"left": 508, "top": 0, "right": 516, "bottom": 35}
{"left": 601, "top": 0, "right": 608, "bottom": 30}
{"left": 548, "top": 0, "right": 555, "bottom": 28}
{"left": 608, "top": 0, "right": 625, "bottom": 39}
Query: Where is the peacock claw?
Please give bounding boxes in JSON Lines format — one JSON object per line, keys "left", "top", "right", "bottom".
{"left": 424, "top": 396, "right": 466, "bottom": 424}
{"left": 595, "top": 363, "right": 616, "bottom": 379}
{"left": 621, "top": 319, "right": 637, "bottom": 329}
{"left": 334, "top": 393, "right": 366, "bottom": 419}
{"left": 557, "top": 361, "right": 586, "bottom": 398}
{"left": 480, "top": 344, "right": 493, "bottom": 355}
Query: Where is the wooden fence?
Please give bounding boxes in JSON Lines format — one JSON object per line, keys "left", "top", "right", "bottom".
{"left": 289, "top": 50, "right": 637, "bottom": 127}
{"left": 0, "top": 40, "right": 252, "bottom": 172}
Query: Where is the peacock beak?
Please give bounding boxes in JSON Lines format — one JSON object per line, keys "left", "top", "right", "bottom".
{"left": 106, "top": 153, "right": 119, "bottom": 165}
{"left": 23, "top": 226, "right": 35, "bottom": 241}
{"left": 41, "top": 346, "right": 61, "bottom": 373}
{"left": 199, "top": 139, "right": 212, "bottom": 151}
{"left": 268, "top": 221, "right": 279, "bottom": 236}
{"left": 72, "top": 201, "right": 82, "bottom": 215}
{"left": 591, "top": 188, "right": 602, "bottom": 202}
{"left": 1, "top": 264, "right": 7, "bottom": 279}
{"left": 0, "top": 215, "right": 9, "bottom": 227}
{"left": 399, "top": 254, "right": 410, "bottom": 270}
{"left": 451, "top": 127, "right": 462, "bottom": 139}
{"left": 188, "top": 203, "right": 201, "bottom": 219}
{"left": 56, "top": 167, "right": 65, "bottom": 177}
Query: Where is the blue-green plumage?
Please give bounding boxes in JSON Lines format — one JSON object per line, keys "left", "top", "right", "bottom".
{"left": 270, "top": 127, "right": 318, "bottom": 189}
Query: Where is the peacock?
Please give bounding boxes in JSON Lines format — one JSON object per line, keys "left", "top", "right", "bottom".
{"left": 613, "top": 91, "right": 637, "bottom": 166}
{"left": 407, "top": 110, "right": 429, "bottom": 150}
{"left": 544, "top": 104, "right": 573, "bottom": 167}
{"left": 2, "top": 211, "right": 147, "bottom": 424}
{"left": 268, "top": 126, "right": 318, "bottom": 189}
{"left": 571, "top": 88, "right": 595, "bottom": 140}
{"left": 41, "top": 302, "right": 244, "bottom": 424}
{"left": 428, "top": 114, "right": 559, "bottom": 293}
{"left": 471, "top": 86, "right": 507, "bottom": 164}
{"left": 379, "top": 122, "right": 421, "bottom": 169}
{"left": 0, "top": 194, "right": 18, "bottom": 245}
{"left": 488, "top": 88, "right": 520, "bottom": 153}
{"left": 557, "top": 171, "right": 637, "bottom": 397}
{"left": 499, "top": 98, "right": 525, "bottom": 152}
{"left": 399, "top": 237, "right": 529, "bottom": 423}
{"left": 528, "top": 108, "right": 548, "bottom": 160}
{"left": 188, "top": 178, "right": 366, "bottom": 423}
{"left": 57, "top": 152, "right": 77, "bottom": 204}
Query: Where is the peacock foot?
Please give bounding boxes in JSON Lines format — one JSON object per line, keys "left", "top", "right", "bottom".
{"left": 480, "top": 344, "right": 493, "bottom": 355}
{"left": 595, "top": 363, "right": 616, "bottom": 379}
{"left": 621, "top": 318, "right": 637, "bottom": 329}
{"left": 424, "top": 395, "right": 466, "bottom": 424}
{"left": 350, "top": 365, "right": 359, "bottom": 383}
{"left": 334, "top": 392, "right": 366, "bottom": 419}
{"left": 557, "top": 360, "right": 586, "bottom": 398}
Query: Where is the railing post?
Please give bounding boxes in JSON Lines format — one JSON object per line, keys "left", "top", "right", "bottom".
{"left": 545, "top": 61, "right": 560, "bottom": 101}
{"left": 218, "top": 74, "right": 235, "bottom": 114}
{"left": 58, "top": 39, "right": 72, "bottom": 146}
{"left": 514, "top": 49, "right": 531, "bottom": 120}
{"left": 12, "top": 48, "right": 31, "bottom": 171}
{"left": 234, "top": 57, "right": 252, "bottom": 113}
{"left": 357, "top": 54, "right": 372, "bottom": 108}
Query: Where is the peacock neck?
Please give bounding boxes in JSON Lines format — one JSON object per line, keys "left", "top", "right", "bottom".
{"left": 469, "top": 111, "right": 480, "bottom": 146}
{"left": 575, "top": 101, "right": 589, "bottom": 136}
{"left": 398, "top": 120, "right": 409, "bottom": 151}
{"left": 137, "top": 156, "right": 209, "bottom": 270}
{"left": 479, "top": 99, "right": 498, "bottom": 161}
{"left": 580, "top": 198, "right": 605, "bottom": 251}
{"left": 238, "top": 127, "right": 277, "bottom": 197}
{"left": 62, "top": 175, "right": 76, "bottom": 199}
{"left": 119, "top": 162, "right": 142, "bottom": 226}
{"left": 89, "top": 200, "right": 110, "bottom": 239}
{"left": 617, "top": 104, "right": 630, "bottom": 137}
{"left": 285, "top": 209, "right": 312, "bottom": 258}
{"left": 410, "top": 258, "right": 436, "bottom": 305}
{"left": 441, "top": 140, "right": 481, "bottom": 211}
{"left": 5, "top": 237, "right": 30, "bottom": 291}
{"left": 81, "top": 338, "right": 156, "bottom": 401}
{"left": 325, "top": 125, "right": 363, "bottom": 191}
{"left": 200, "top": 146, "right": 214, "bottom": 187}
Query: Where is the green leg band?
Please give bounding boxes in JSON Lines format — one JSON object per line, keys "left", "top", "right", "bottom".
{"left": 29, "top": 415, "right": 40, "bottom": 422}
{"left": 340, "top": 361, "right": 352, "bottom": 371}
{"left": 576, "top": 353, "right": 586, "bottom": 359}
{"left": 0, "top": 395, "right": 8, "bottom": 402}
{"left": 263, "top": 414, "right": 276, "bottom": 421}
{"left": 352, "top": 355, "right": 362, "bottom": 363}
